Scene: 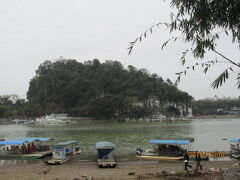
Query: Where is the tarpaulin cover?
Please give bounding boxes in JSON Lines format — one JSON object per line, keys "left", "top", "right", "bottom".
{"left": 0, "top": 137, "right": 51, "bottom": 145}
{"left": 54, "top": 141, "right": 78, "bottom": 146}
{"left": 12, "top": 137, "right": 51, "bottom": 142}
{"left": 149, "top": 139, "right": 190, "bottom": 145}
{"left": 155, "top": 137, "right": 194, "bottom": 142}
{"left": 0, "top": 141, "right": 23, "bottom": 145}
{"left": 228, "top": 138, "right": 240, "bottom": 142}
{"left": 96, "top": 141, "right": 116, "bottom": 149}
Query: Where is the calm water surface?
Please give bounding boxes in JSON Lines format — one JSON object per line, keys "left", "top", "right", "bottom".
{"left": 0, "top": 118, "right": 239, "bottom": 165}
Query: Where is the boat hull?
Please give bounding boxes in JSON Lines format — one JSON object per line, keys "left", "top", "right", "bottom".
{"left": 0, "top": 151, "right": 52, "bottom": 159}
{"left": 136, "top": 155, "right": 184, "bottom": 160}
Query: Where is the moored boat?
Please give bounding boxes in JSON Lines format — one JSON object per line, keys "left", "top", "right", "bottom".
{"left": 45, "top": 141, "right": 80, "bottom": 165}
{"left": 136, "top": 138, "right": 193, "bottom": 160}
{"left": 96, "top": 141, "right": 117, "bottom": 168}
{"left": 0, "top": 137, "right": 52, "bottom": 159}
{"left": 228, "top": 138, "right": 240, "bottom": 159}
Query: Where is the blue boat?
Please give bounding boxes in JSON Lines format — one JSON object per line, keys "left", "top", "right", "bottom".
{"left": 136, "top": 138, "right": 193, "bottom": 160}
{"left": 96, "top": 141, "right": 117, "bottom": 168}
{"left": 0, "top": 137, "right": 52, "bottom": 159}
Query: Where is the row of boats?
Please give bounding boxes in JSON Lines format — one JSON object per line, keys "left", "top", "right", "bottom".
{"left": 0, "top": 137, "right": 239, "bottom": 168}
{"left": 0, "top": 137, "right": 117, "bottom": 167}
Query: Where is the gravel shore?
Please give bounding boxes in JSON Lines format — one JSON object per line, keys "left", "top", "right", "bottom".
{"left": 0, "top": 160, "right": 239, "bottom": 180}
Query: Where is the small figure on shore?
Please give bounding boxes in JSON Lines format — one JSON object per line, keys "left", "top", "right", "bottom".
{"left": 136, "top": 148, "right": 143, "bottom": 155}
{"left": 195, "top": 152, "right": 203, "bottom": 170}
{"left": 183, "top": 150, "right": 192, "bottom": 171}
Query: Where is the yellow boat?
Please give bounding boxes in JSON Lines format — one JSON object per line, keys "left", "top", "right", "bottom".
{"left": 136, "top": 155, "right": 183, "bottom": 160}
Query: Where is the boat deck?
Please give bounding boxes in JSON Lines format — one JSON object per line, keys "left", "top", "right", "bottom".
{"left": 97, "top": 156, "right": 117, "bottom": 167}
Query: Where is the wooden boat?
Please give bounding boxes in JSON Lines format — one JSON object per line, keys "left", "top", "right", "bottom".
{"left": 45, "top": 141, "right": 80, "bottom": 165}
{"left": 96, "top": 141, "right": 117, "bottom": 168}
{"left": 0, "top": 137, "right": 52, "bottom": 159}
{"left": 228, "top": 138, "right": 240, "bottom": 159}
{"left": 136, "top": 138, "right": 193, "bottom": 160}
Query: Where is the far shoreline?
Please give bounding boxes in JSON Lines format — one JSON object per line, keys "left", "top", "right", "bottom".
{"left": 192, "top": 114, "right": 240, "bottom": 119}
{"left": 0, "top": 114, "right": 240, "bottom": 125}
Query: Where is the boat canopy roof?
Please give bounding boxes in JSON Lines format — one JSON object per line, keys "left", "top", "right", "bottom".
{"left": 0, "top": 137, "right": 51, "bottom": 145}
{"left": 96, "top": 141, "right": 116, "bottom": 149}
{"left": 155, "top": 137, "right": 194, "bottom": 142}
{"left": 149, "top": 139, "right": 190, "bottom": 145}
{"left": 228, "top": 138, "right": 240, "bottom": 142}
{"left": 54, "top": 141, "right": 78, "bottom": 146}
{"left": 0, "top": 141, "right": 23, "bottom": 145}
{"left": 13, "top": 137, "right": 51, "bottom": 142}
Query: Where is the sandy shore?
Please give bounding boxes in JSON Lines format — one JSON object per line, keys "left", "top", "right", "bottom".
{"left": 0, "top": 159, "right": 239, "bottom": 180}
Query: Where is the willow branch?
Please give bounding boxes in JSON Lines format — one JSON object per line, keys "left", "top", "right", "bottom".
{"left": 213, "top": 49, "right": 240, "bottom": 68}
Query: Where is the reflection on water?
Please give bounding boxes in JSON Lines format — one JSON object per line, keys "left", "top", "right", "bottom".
{"left": 0, "top": 118, "right": 239, "bottom": 165}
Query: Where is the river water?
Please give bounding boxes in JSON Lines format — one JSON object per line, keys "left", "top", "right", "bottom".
{"left": 0, "top": 118, "right": 239, "bottom": 165}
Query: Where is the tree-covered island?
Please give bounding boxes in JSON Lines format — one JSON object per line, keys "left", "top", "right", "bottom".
{"left": 0, "top": 59, "right": 193, "bottom": 121}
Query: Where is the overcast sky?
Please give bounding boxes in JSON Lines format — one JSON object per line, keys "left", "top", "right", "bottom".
{"left": 0, "top": 0, "right": 239, "bottom": 100}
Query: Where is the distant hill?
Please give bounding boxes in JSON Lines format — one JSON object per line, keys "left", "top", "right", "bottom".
{"left": 25, "top": 59, "right": 193, "bottom": 119}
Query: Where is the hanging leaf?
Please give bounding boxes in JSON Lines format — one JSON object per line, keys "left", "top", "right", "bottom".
{"left": 237, "top": 73, "right": 240, "bottom": 89}
{"left": 161, "top": 39, "right": 171, "bottom": 49}
{"left": 176, "top": 76, "right": 181, "bottom": 83}
{"left": 181, "top": 58, "right": 186, "bottom": 66}
{"left": 211, "top": 70, "right": 229, "bottom": 89}
{"left": 203, "top": 67, "right": 208, "bottom": 74}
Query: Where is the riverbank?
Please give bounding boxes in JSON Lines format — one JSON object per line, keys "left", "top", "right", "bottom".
{"left": 1, "top": 114, "right": 240, "bottom": 124}
{"left": 0, "top": 160, "right": 239, "bottom": 180}
{"left": 192, "top": 114, "right": 240, "bottom": 119}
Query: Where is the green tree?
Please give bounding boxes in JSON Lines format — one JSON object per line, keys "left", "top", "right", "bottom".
{"left": 128, "top": 0, "right": 240, "bottom": 88}
{"left": 21, "top": 103, "right": 42, "bottom": 117}
{"left": 0, "top": 105, "right": 9, "bottom": 117}
{"left": 192, "top": 98, "right": 240, "bottom": 115}
{"left": 165, "top": 106, "right": 181, "bottom": 117}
